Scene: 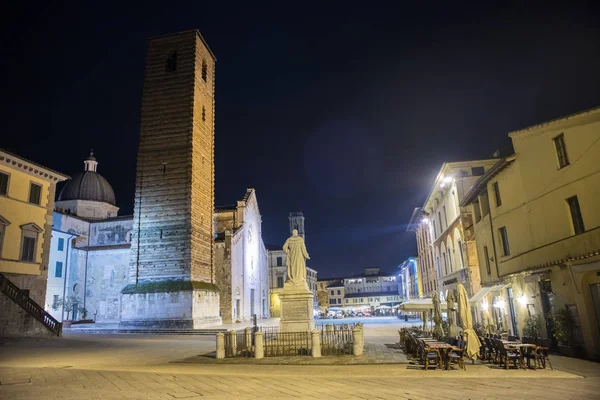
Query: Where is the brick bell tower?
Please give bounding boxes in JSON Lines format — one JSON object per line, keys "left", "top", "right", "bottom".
{"left": 120, "top": 30, "right": 221, "bottom": 328}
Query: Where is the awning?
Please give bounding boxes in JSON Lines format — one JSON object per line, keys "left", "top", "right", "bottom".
{"left": 469, "top": 284, "right": 510, "bottom": 304}
{"left": 398, "top": 299, "right": 447, "bottom": 312}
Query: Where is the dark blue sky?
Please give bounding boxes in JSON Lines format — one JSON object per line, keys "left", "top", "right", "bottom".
{"left": 2, "top": 2, "right": 599, "bottom": 278}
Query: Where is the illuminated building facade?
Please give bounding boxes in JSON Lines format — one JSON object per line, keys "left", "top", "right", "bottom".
{"left": 121, "top": 30, "right": 221, "bottom": 328}
{"left": 214, "top": 189, "right": 269, "bottom": 323}
{"left": 398, "top": 257, "right": 421, "bottom": 301}
{"left": 416, "top": 159, "right": 498, "bottom": 308}
{"left": 407, "top": 207, "right": 437, "bottom": 297}
{"left": 462, "top": 106, "right": 600, "bottom": 359}
{"left": 0, "top": 148, "right": 68, "bottom": 336}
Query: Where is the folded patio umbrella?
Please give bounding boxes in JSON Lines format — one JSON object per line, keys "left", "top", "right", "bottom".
{"left": 457, "top": 283, "right": 481, "bottom": 360}
{"left": 446, "top": 291, "right": 458, "bottom": 337}
{"left": 432, "top": 292, "right": 444, "bottom": 339}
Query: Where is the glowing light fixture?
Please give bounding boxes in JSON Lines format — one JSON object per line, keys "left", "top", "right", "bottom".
{"left": 493, "top": 299, "right": 506, "bottom": 309}
{"left": 421, "top": 218, "right": 429, "bottom": 224}
{"left": 518, "top": 294, "right": 527, "bottom": 306}
{"left": 481, "top": 300, "right": 489, "bottom": 311}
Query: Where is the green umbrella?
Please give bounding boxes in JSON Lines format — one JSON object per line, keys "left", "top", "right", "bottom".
{"left": 457, "top": 283, "right": 481, "bottom": 360}
{"left": 432, "top": 292, "right": 444, "bottom": 339}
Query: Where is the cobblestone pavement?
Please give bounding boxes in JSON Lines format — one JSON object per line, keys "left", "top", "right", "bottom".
{"left": 1, "top": 364, "right": 599, "bottom": 400}
{"left": 1, "top": 324, "right": 599, "bottom": 399}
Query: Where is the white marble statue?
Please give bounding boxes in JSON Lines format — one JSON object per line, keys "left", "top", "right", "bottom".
{"left": 282, "top": 229, "right": 310, "bottom": 283}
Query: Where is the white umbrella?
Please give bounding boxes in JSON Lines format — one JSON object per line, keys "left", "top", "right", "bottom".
{"left": 457, "top": 283, "right": 481, "bottom": 360}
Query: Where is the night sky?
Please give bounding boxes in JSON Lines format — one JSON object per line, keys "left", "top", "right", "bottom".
{"left": 2, "top": 3, "right": 599, "bottom": 279}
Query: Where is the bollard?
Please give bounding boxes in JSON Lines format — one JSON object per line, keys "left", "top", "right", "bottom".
{"left": 353, "top": 325, "right": 364, "bottom": 356}
{"left": 311, "top": 330, "right": 321, "bottom": 358}
{"left": 357, "top": 322, "right": 365, "bottom": 347}
{"left": 216, "top": 332, "right": 225, "bottom": 359}
{"left": 254, "top": 331, "right": 264, "bottom": 359}
{"left": 228, "top": 330, "right": 237, "bottom": 355}
{"left": 245, "top": 327, "right": 252, "bottom": 350}
{"left": 326, "top": 323, "right": 333, "bottom": 333}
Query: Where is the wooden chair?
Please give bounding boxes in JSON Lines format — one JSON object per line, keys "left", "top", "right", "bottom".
{"left": 534, "top": 338, "right": 553, "bottom": 370}
{"left": 449, "top": 339, "right": 466, "bottom": 371}
{"left": 484, "top": 337, "right": 497, "bottom": 363}
{"left": 496, "top": 339, "right": 523, "bottom": 369}
{"left": 418, "top": 340, "right": 441, "bottom": 370}
{"left": 478, "top": 336, "right": 490, "bottom": 361}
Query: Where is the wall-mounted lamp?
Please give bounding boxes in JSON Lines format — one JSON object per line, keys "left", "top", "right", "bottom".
{"left": 493, "top": 299, "right": 505, "bottom": 309}
{"left": 481, "top": 300, "right": 489, "bottom": 311}
{"left": 518, "top": 294, "right": 527, "bottom": 306}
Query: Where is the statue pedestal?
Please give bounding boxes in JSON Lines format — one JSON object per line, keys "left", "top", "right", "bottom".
{"left": 279, "top": 281, "right": 314, "bottom": 333}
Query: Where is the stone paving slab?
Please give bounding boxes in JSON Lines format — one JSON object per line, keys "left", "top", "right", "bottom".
{"left": 1, "top": 365, "right": 598, "bottom": 400}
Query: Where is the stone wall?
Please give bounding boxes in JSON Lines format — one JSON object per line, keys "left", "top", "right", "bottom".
{"left": 128, "top": 31, "right": 216, "bottom": 283}
{"left": 215, "top": 232, "right": 233, "bottom": 323}
{"left": 85, "top": 247, "right": 130, "bottom": 322}
{"left": 0, "top": 291, "right": 56, "bottom": 338}
{"left": 122, "top": 30, "right": 220, "bottom": 327}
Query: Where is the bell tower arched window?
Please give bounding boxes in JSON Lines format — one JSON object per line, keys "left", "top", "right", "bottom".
{"left": 166, "top": 51, "right": 177, "bottom": 72}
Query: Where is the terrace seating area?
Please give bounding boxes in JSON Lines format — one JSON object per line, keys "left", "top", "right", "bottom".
{"left": 478, "top": 334, "right": 553, "bottom": 370}
{"left": 400, "top": 328, "right": 466, "bottom": 370}
{"left": 399, "top": 328, "right": 553, "bottom": 371}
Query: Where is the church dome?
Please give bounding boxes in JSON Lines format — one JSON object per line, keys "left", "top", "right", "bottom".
{"left": 58, "top": 151, "right": 116, "bottom": 205}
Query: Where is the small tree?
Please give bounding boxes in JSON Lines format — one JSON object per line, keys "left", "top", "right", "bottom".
{"left": 52, "top": 294, "right": 81, "bottom": 320}
{"left": 547, "top": 307, "right": 574, "bottom": 345}
{"left": 522, "top": 315, "right": 541, "bottom": 339}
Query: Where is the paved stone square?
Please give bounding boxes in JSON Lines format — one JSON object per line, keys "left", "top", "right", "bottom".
{"left": 1, "top": 320, "right": 599, "bottom": 399}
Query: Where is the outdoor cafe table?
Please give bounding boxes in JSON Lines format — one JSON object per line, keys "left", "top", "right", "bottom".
{"left": 422, "top": 341, "right": 459, "bottom": 370}
{"left": 505, "top": 343, "right": 538, "bottom": 369}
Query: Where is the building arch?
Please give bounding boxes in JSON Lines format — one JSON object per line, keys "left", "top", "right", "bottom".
{"left": 446, "top": 237, "right": 454, "bottom": 274}
{"left": 441, "top": 241, "right": 448, "bottom": 276}
{"left": 434, "top": 246, "right": 441, "bottom": 279}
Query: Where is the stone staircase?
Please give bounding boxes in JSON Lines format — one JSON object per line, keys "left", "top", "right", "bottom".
{"left": 0, "top": 273, "right": 62, "bottom": 337}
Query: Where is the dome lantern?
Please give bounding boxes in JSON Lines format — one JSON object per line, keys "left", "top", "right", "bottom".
{"left": 84, "top": 149, "right": 98, "bottom": 172}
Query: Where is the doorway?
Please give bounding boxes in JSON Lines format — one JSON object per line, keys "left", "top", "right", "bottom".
{"left": 250, "top": 289, "right": 255, "bottom": 317}
{"left": 589, "top": 284, "right": 600, "bottom": 346}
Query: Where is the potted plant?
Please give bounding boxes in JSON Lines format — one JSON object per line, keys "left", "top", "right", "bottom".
{"left": 522, "top": 315, "right": 541, "bottom": 340}
{"left": 547, "top": 307, "right": 580, "bottom": 357}
{"left": 52, "top": 294, "right": 81, "bottom": 328}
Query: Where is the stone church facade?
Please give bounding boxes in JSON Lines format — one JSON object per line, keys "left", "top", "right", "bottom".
{"left": 214, "top": 189, "right": 269, "bottom": 323}
{"left": 44, "top": 30, "right": 269, "bottom": 328}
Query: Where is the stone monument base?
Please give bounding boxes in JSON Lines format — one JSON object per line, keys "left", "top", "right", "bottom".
{"left": 278, "top": 281, "right": 314, "bottom": 333}
{"left": 119, "top": 280, "right": 222, "bottom": 329}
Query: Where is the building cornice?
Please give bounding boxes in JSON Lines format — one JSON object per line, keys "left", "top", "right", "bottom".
{"left": 0, "top": 148, "right": 69, "bottom": 182}
{"left": 508, "top": 105, "right": 600, "bottom": 138}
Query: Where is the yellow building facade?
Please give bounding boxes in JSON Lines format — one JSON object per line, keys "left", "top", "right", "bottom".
{"left": 0, "top": 149, "right": 68, "bottom": 305}
{"left": 462, "top": 107, "right": 600, "bottom": 359}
